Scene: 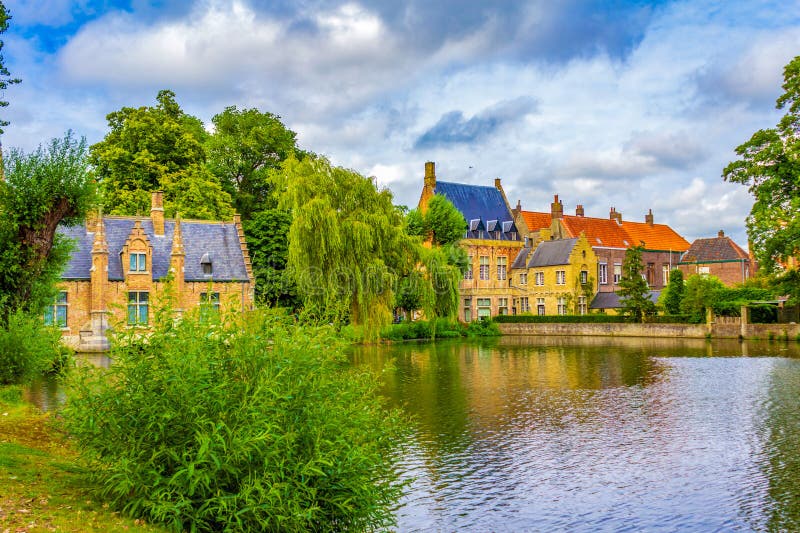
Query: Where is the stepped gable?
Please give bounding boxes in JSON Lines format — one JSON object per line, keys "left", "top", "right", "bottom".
{"left": 528, "top": 238, "right": 579, "bottom": 267}
{"left": 59, "top": 217, "right": 249, "bottom": 282}
{"left": 621, "top": 220, "right": 690, "bottom": 252}
{"left": 682, "top": 233, "right": 749, "bottom": 262}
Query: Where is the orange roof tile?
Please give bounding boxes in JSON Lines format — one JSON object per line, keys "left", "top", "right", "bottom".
{"left": 520, "top": 211, "right": 551, "bottom": 232}
{"left": 560, "top": 215, "right": 632, "bottom": 248}
{"left": 621, "top": 221, "right": 690, "bottom": 252}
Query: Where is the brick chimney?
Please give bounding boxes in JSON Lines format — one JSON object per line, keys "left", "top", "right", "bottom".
{"left": 424, "top": 161, "right": 436, "bottom": 188}
{"left": 610, "top": 207, "right": 622, "bottom": 223}
{"left": 151, "top": 191, "right": 165, "bottom": 236}
{"left": 718, "top": 229, "right": 725, "bottom": 238}
{"left": 551, "top": 194, "right": 564, "bottom": 219}
{"left": 645, "top": 209, "right": 654, "bottom": 226}
{"left": 494, "top": 178, "right": 502, "bottom": 189}
{"left": 576, "top": 204, "right": 584, "bottom": 217}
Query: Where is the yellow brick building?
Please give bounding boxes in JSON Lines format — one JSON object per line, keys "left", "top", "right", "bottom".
{"left": 51, "top": 192, "right": 255, "bottom": 351}
{"left": 510, "top": 231, "right": 598, "bottom": 315}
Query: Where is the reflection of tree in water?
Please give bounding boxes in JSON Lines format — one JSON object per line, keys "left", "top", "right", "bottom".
{"left": 758, "top": 359, "right": 800, "bottom": 531}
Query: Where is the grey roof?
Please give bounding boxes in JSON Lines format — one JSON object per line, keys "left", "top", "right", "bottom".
{"left": 590, "top": 290, "right": 661, "bottom": 309}
{"left": 433, "top": 182, "right": 519, "bottom": 241}
{"left": 527, "top": 238, "right": 578, "bottom": 267}
{"left": 512, "top": 246, "right": 532, "bottom": 269}
{"left": 59, "top": 217, "right": 249, "bottom": 282}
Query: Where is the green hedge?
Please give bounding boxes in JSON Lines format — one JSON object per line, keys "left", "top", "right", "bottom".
{"left": 493, "top": 314, "right": 627, "bottom": 323}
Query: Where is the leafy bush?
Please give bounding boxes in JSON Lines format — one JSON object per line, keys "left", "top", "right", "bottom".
{"left": 465, "top": 319, "right": 501, "bottom": 337}
{"left": 0, "top": 311, "right": 63, "bottom": 384}
{"left": 63, "top": 310, "right": 409, "bottom": 532}
{"left": 493, "top": 314, "right": 627, "bottom": 323}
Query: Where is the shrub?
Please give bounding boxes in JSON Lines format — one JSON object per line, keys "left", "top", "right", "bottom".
{"left": 0, "top": 311, "right": 63, "bottom": 385}
{"left": 466, "top": 319, "right": 501, "bottom": 337}
{"left": 63, "top": 310, "right": 409, "bottom": 532}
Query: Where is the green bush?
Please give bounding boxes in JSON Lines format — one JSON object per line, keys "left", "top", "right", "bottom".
{"left": 63, "top": 310, "right": 409, "bottom": 532}
{"left": 493, "top": 314, "right": 627, "bottom": 323}
{"left": 466, "top": 319, "right": 501, "bottom": 337}
{"left": 0, "top": 311, "right": 63, "bottom": 385}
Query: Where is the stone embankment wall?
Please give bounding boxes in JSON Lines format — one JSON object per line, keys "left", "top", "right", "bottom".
{"left": 498, "top": 322, "right": 800, "bottom": 340}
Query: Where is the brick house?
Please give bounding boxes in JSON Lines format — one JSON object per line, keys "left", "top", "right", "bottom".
{"left": 678, "top": 230, "right": 756, "bottom": 286}
{"left": 510, "top": 231, "right": 598, "bottom": 315}
{"left": 50, "top": 192, "right": 255, "bottom": 351}
{"left": 514, "top": 196, "right": 689, "bottom": 312}
{"left": 417, "top": 162, "right": 523, "bottom": 321}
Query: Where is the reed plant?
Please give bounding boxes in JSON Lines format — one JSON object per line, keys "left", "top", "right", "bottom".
{"left": 63, "top": 308, "right": 409, "bottom": 532}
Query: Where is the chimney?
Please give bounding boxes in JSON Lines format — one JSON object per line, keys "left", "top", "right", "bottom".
{"left": 551, "top": 194, "right": 563, "bottom": 219}
{"left": 151, "top": 191, "right": 165, "bottom": 236}
{"left": 424, "top": 161, "right": 436, "bottom": 188}
{"left": 610, "top": 207, "right": 622, "bottom": 223}
{"left": 718, "top": 229, "right": 725, "bottom": 238}
{"left": 576, "top": 204, "right": 584, "bottom": 217}
{"left": 645, "top": 208, "right": 654, "bottom": 226}
{"left": 494, "top": 178, "right": 502, "bottom": 189}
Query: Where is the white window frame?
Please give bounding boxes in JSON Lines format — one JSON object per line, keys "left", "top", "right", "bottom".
{"left": 497, "top": 256, "right": 507, "bottom": 281}
{"left": 535, "top": 271, "right": 544, "bottom": 286}
{"left": 479, "top": 256, "right": 490, "bottom": 280}
{"left": 556, "top": 270, "right": 566, "bottom": 285}
{"left": 599, "top": 263, "right": 608, "bottom": 285}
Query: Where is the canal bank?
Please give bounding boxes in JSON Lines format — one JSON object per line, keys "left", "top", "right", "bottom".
{"left": 498, "top": 320, "right": 800, "bottom": 340}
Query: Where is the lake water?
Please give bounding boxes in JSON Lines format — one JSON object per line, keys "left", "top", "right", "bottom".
{"left": 351, "top": 337, "right": 800, "bottom": 532}
{"left": 25, "top": 337, "right": 800, "bottom": 531}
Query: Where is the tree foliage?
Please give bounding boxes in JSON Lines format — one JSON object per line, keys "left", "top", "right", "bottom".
{"left": 64, "top": 310, "right": 409, "bottom": 532}
{"left": 90, "top": 90, "right": 233, "bottom": 219}
{"left": 0, "top": 132, "right": 95, "bottom": 318}
{"left": 0, "top": 1, "right": 20, "bottom": 134}
{"left": 405, "top": 195, "right": 466, "bottom": 246}
{"left": 243, "top": 209, "right": 300, "bottom": 308}
{"left": 681, "top": 274, "right": 727, "bottom": 323}
{"left": 660, "top": 268, "right": 685, "bottom": 315}
{"left": 723, "top": 55, "right": 800, "bottom": 271}
{"left": 617, "top": 244, "right": 656, "bottom": 322}
{"left": 206, "top": 106, "right": 300, "bottom": 219}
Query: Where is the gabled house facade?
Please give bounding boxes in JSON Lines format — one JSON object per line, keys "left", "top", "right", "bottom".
{"left": 515, "top": 196, "right": 690, "bottom": 298}
{"left": 678, "top": 230, "right": 756, "bottom": 286}
{"left": 52, "top": 192, "right": 255, "bottom": 351}
{"left": 510, "top": 231, "right": 598, "bottom": 316}
{"left": 417, "top": 162, "right": 524, "bottom": 321}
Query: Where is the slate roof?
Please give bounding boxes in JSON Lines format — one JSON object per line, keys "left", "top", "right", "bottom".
{"left": 434, "top": 181, "right": 518, "bottom": 240}
{"left": 590, "top": 290, "right": 661, "bottom": 309}
{"left": 59, "top": 217, "right": 249, "bottom": 282}
{"left": 512, "top": 246, "right": 532, "bottom": 269}
{"left": 520, "top": 210, "right": 690, "bottom": 251}
{"left": 681, "top": 235, "right": 750, "bottom": 263}
{"left": 527, "top": 238, "right": 578, "bottom": 267}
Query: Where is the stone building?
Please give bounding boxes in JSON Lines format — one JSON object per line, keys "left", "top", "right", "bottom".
{"left": 49, "top": 192, "right": 254, "bottom": 351}
{"left": 510, "top": 231, "right": 598, "bottom": 315}
{"left": 514, "top": 196, "right": 690, "bottom": 299}
{"left": 678, "top": 230, "right": 756, "bottom": 286}
{"left": 417, "top": 162, "right": 523, "bottom": 321}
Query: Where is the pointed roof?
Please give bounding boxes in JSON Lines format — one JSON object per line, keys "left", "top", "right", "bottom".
{"left": 528, "top": 238, "right": 579, "bottom": 267}
{"left": 681, "top": 234, "right": 750, "bottom": 262}
{"left": 434, "top": 181, "right": 512, "bottom": 225}
{"left": 520, "top": 209, "right": 690, "bottom": 252}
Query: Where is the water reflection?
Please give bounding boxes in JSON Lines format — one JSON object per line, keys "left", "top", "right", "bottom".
{"left": 351, "top": 337, "right": 800, "bottom": 531}
{"left": 24, "top": 352, "right": 111, "bottom": 412}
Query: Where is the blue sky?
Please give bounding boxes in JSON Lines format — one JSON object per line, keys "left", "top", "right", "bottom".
{"left": 4, "top": 0, "right": 800, "bottom": 245}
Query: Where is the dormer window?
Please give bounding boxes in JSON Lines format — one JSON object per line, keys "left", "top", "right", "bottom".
{"left": 201, "top": 253, "right": 213, "bottom": 276}
{"left": 129, "top": 252, "right": 146, "bottom": 272}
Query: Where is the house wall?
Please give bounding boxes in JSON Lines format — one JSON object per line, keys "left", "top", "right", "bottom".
{"left": 678, "top": 260, "right": 751, "bottom": 287}
{"left": 460, "top": 239, "right": 524, "bottom": 320}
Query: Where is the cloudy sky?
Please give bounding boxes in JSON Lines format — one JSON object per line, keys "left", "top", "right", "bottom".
{"left": 4, "top": 0, "right": 800, "bottom": 245}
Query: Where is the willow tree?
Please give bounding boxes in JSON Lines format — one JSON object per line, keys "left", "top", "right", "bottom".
{"left": 274, "top": 155, "right": 460, "bottom": 337}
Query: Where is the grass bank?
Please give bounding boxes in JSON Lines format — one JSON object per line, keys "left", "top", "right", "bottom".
{"left": 0, "top": 386, "right": 164, "bottom": 533}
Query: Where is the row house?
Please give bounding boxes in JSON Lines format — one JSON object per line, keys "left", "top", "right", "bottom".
{"left": 510, "top": 231, "right": 598, "bottom": 316}
{"left": 417, "top": 162, "right": 524, "bottom": 321}
{"left": 52, "top": 192, "right": 255, "bottom": 351}
{"left": 514, "top": 196, "right": 690, "bottom": 311}
{"left": 679, "top": 230, "right": 756, "bottom": 286}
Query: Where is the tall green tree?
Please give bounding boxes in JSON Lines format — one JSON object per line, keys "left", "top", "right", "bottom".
{"left": 90, "top": 90, "right": 233, "bottom": 219}
{"left": 243, "top": 209, "right": 300, "bottom": 308}
{"left": 681, "top": 274, "right": 725, "bottom": 323}
{"left": 617, "top": 244, "right": 656, "bottom": 322}
{"left": 405, "top": 195, "right": 467, "bottom": 246}
{"left": 0, "top": 1, "right": 20, "bottom": 136}
{"left": 0, "top": 132, "right": 95, "bottom": 318}
{"left": 206, "top": 106, "right": 299, "bottom": 219}
{"left": 660, "top": 268, "right": 685, "bottom": 315}
{"left": 723, "top": 55, "right": 800, "bottom": 270}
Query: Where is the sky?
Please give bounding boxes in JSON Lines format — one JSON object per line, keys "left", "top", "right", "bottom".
{"left": 3, "top": 0, "right": 800, "bottom": 246}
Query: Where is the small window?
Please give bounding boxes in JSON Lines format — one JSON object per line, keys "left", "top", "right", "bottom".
{"left": 464, "top": 298, "right": 472, "bottom": 322}
{"left": 599, "top": 263, "right": 608, "bottom": 285}
{"left": 200, "top": 292, "right": 220, "bottom": 321}
{"left": 557, "top": 297, "right": 567, "bottom": 315}
{"left": 520, "top": 297, "right": 530, "bottom": 313}
{"left": 465, "top": 256, "right": 474, "bottom": 280}
{"left": 44, "top": 291, "right": 68, "bottom": 328}
{"left": 128, "top": 291, "right": 149, "bottom": 325}
{"left": 497, "top": 257, "right": 507, "bottom": 281}
{"left": 479, "top": 256, "right": 490, "bottom": 280}
{"left": 477, "top": 298, "right": 491, "bottom": 319}
{"left": 580, "top": 270, "right": 588, "bottom": 285}
{"left": 498, "top": 297, "right": 509, "bottom": 315}
{"left": 536, "top": 298, "right": 545, "bottom": 316}
{"left": 613, "top": 263, "right": 622, "bottom": 284}
{"left": 129, "top": 252, "right": 146, "bottom": 272}
{"left": 201, "top": 252, "right": 213, "bottom": 276}
{"left": 520, "top": 272, "right": 528, "bottom": 285}
{"left": 535, "top": 271, "right": 544, "bottom": 286}
{"left": 556, "top": 270, "right": 566, "bottom": 285}
{"left": 578, "top": 296, "right": 587, "bottom": 315}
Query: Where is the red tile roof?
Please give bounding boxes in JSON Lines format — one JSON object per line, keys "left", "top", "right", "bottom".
{"left": 520, "top": 210, "right": 690, "bottom": 252}
{"left": 682, "top": 236, "right": 750, "bottom": 262}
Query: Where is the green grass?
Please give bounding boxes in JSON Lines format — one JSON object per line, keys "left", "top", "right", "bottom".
{"left": 0, "top": 388, "right": 166, "bottom": 533}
